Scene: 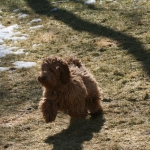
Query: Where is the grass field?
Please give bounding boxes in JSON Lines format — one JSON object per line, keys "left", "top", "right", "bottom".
{"left": 0, "top": 0, "right": 150, "bottom": 149}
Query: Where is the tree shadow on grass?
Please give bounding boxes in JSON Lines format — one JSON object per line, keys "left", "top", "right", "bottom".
{"left": 45, "top": 115, "right": 105, "bottom": 150}
{"left": 25, "top": 0, "right": 150, "bottom": 76}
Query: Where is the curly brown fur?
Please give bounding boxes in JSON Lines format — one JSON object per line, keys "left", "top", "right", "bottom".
{"left": 38, "top": 56, "right": 103, "bottom": 123}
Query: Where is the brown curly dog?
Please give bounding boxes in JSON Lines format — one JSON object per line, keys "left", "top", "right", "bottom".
{"left": 38, "top": 56, "right": 103, "bottom": 123}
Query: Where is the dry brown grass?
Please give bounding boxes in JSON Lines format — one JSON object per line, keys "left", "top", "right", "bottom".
{"left": 0, "top": 0, "right": 150, "bottom": 149}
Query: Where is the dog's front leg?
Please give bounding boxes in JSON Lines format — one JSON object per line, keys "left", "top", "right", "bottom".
{"left": 39, "top": 98, "right": 58, "bottom": 123}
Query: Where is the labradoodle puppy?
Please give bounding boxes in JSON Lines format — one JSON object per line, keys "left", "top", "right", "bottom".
{"left": 38, "top": 56, "right": 103, "bottom": 123}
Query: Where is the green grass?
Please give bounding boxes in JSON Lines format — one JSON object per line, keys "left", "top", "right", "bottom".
{"left": 0, "top": 0, "right": 150, "bottom": 149}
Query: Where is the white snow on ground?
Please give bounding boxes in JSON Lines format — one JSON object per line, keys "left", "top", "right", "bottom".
{"left": 13, "top": 61, "right": 36, "bottom": 69}
{"left": 32, "top": 44, "right": 42, "bottom": 47}
{"left": 0, "top": 45, "right": 25, "bottom": 58}
{"left": 13, "top": 9, "right": 20, "bottom": 13}
{"left": 28, "top": 18, "right": 42, "bottom": 24}
{"left": 0, "top": 39, "right": 3, "bottom": 43}
{"left": 18, "top": 13, "right": 29, "bottom": 19}
{"left": 12, "top": 49, "right": 25, "bottom": 55}
{"left": 50, "top": 8, "right": 58, "bottom": 11}
{"left": 84, "top": 0, "right": 96, "bottom": 5}
{"left": 0, "top": 46, "right": 15, "bottom": 58}
{"left": 0, "top": 24, "right": 28, "bottom": 42}
{"left": 11, "top": 36, "right": 28, "bottom": 41}
{"left": 29, "top": 25, "right": 43, "bottom": 30}
{"left": 0, "top": 24, "right": 19, "bottom": 40}
{"left": 0, "top": 10, "right": 41, "bottom": 71}
{"left": 84, "top": 0, "right": 117, "bottom": 5}
{"left": 0, "top": 67, "right": 9, "bottom": 71}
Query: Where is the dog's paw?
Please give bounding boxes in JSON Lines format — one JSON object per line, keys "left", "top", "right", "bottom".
{"left": 44, "top": 113, "right": 56, "bottom": 123}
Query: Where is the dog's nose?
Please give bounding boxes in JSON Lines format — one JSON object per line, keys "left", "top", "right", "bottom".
{"left": 38, "top": 76, "right": 46, "bottom": 82}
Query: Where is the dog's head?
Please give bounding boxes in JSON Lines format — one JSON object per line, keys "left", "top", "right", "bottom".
{"left": 38, "top": 57, "right": 71, "bottom": 89}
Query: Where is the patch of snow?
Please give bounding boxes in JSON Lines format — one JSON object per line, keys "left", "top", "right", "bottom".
{"left": 13, "top": 9, "right": 20, "bottom": 13}
{"left": 13, "top": 61, "right": 36, "bottom": 69}
{"left": 0, "top": 16, "right": 42, "bottom": 71}
{"left": 18, "top": 13, "right": 29, "bottom": 19}
{"left": 29, "top": 25, "right": 44, "bottom": 30}
{"left": 32, "top": 44, "right": 42, "bottom": 47}
{"left": 84, "top": 0, "right": 96, "bottom": 4}
{"left": 0, "top": 67, "right": 9, "bottom": 71}
{"left": 100, "top": 0, "right": 103, "bottom": 4}
{"left": 0, "top": 16, "right": 2, "bottom": 19}
{"left": 22, "top": 34, "right": 29, "bottom": 37}
{"left": 99, "top": 0, "right": 117, "bottom": 3}
{"left": 15, "top": 31, "right": 22, "bottom": 34}
{"left": 50, "top": 8, "right": 58, "bottom": 11}
{"left": 0, "top": 24, "right": 19, "bottom": 41}
{"left": 9, "top": 46, "right": 18, "bottom": 50}
{"left": 0, "top": 39, "right": 3, "bottom": 43}
{"left": 0, "top": 46, "right": 14, "bottom": 58}
{"left": 11, "top": 36, "right": 28, "bottom": 41}
{"left": 28, "top": 18, "right": 42, "bottom": 24}
{"left": 13, "top": 49, "right": 24, "bottom": 55}
{"left": 0, "top": 24, "right": 28, "bottom": 42}
{"left": 0, "top": 46, "right": 24, "bottom": 58}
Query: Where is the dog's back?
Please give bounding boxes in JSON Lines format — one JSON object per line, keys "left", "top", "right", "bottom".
{"left": 65, "top": 57, "right": 82, "bottom": 68}
{"left": 66, "top": 57, "right": 101, "bottom": 98}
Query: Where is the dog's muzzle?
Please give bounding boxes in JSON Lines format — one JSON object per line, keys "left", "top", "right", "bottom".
{"left": 38, "top": 76, "right": 46, "bottom": 83}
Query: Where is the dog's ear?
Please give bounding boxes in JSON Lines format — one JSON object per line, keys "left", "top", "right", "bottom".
{"left": 59, "top": 61, "right": 71, "bottom": 84}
